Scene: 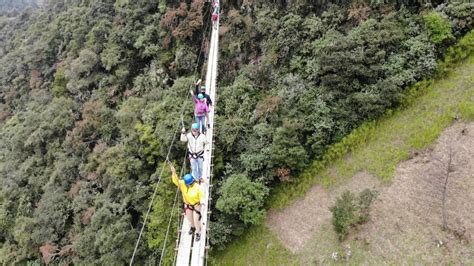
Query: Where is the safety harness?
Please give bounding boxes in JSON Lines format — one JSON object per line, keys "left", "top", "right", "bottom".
{"left": 184, "top": 203, "right": 202, "bottom": 221}
{"left": 189, "top": 150, "right": 204, "bottom": 159}
{"left": 188, "top": 133, "right": 205, "bottom": 159}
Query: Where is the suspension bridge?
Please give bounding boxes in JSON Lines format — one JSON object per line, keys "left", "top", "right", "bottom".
{"left": 175, "top": 3, "right": 219, "bottom": 265}
{"left": 130, "top": 2, "right": 220, "bottom": 265}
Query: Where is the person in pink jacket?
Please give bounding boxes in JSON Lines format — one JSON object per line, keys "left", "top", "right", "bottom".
{"left": 191, "top": 90, "right": 210, "bottom": 134}
{"left": 211, "top": 1, "right": 219, "bottom": 29}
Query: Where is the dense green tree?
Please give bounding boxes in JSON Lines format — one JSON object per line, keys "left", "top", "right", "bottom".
{"left": 146, "top": 164, "right": 181, "bottom": 265}
{"left": 437, "top": 3, "right": 474, "bottom": 36}
{"left": 65, "top": 49, "right": 101, "bottom": 98}
{"left": 31, "top": 189, "right": 71, "bottom": 245}
{"left": 216, "top": 174, "right": 268, "bottom": 225}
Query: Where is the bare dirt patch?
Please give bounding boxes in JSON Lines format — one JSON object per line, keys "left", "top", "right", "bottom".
{"left": 356, "top": 122, "right": 474, "bottom": 263}
{"left": 267, "top": 122, "right": 474, "bottom": 263}
{"left": 266, "top": 172, "right": 381, "bottom": 252}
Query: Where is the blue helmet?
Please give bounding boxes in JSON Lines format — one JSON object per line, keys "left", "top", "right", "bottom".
{"left": 191, "top": 123, "right": 200, "bottom": 130}
{"left": 183, "top": 174, "right": 194, "bottom": 185}
{"left": 197, "top": 93, "right": 204, "bottom": 99}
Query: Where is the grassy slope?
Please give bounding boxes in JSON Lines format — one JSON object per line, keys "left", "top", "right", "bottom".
{"left": 211, "top": 51, "right": 474, "bottom": 265}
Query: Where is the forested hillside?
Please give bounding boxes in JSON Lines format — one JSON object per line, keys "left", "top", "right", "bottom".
{"left": 0, "top": 0, "right": 473, "bottom": 264}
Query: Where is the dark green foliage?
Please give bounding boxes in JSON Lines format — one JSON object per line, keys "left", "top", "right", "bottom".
{"left": 216, "top": 174, "right": 268, "bottom": 225}
{"left": 330, "top": 191, "right": 356, "bottom": 241}
{"left": 437, "top": 3, "right": 474, "bottom": 36}
{"left": 0, "top": 1, "right": 207, "bottom": 263}
{"left": 316, "top": 15, "right": 436, "bottom": 134}
{"left": 436, "top": 29, "right": 474, "bottom": 78}
{"left": 31, "top": 189, "right": 71, "bottom": 245}
{"left": 146, "top": 164, "right": 181, "bottom": 264}
{"left": 210, "top": 4, "right": 470, "bottom": 248}
{"left": 357, "top": 188, "right": 379, "bottom": 223}
{"left": 65, "top": 49, "right": 101, "bottom": 98}
{"left": 52, "top": 67, "right": 67, "bottom": 97}
{"left": 72, "top": 202, "right": 137, "bottom": 264}
{"left": 209, "top": 217, "right": 235, "bottom": 250}
{"left": 135, "top": 122, "right": 161, "bottom": 165}
{"left": 330, "top": 189, "right": 378, "bottom": 240}
{"left": 0, "top": 0, "right": 473, "bottom": 263}
{"left": 269, "top": 122, "right": 308, "bottom": 172}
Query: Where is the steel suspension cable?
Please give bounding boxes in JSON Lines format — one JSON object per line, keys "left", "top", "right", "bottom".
{"left": 159, "top": 149, "right": 188, "bottom": 265}
{"left": 130, "top": 118, "right": 182, "bottom": 265}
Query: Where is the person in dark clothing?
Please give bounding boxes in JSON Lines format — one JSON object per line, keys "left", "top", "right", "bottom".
{"left": 192, "top": 79, "right": 212, "bottom": 107}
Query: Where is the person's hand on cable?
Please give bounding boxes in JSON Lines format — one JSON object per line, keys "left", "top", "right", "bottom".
{"left": 167, "top": 161, "right": 176, "bottom": 176}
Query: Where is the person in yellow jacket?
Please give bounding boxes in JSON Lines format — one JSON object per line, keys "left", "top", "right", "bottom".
{"left": 169, "top": 162, "right": 204, "bottom": 242}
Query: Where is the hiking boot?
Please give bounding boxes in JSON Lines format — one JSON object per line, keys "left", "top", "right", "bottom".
{"left": 188, "top": 227, "right": 196, "bottom": 235}
{"left": 195, "top": 233, "right": 201, "bottom": 242}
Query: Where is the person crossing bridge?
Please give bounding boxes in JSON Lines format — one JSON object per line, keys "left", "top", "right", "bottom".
{"left": 169, "top": 162, "right": 204, "bottom": 242}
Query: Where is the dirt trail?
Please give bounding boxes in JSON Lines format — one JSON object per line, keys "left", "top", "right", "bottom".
{"left": 267, "top": 122, "right": 474, "bottom": 263}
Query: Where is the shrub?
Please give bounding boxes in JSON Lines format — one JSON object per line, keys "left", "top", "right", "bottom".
{"left": 436, "top": 29, "right": 474, "bottom": 77}
{"left": 209, "top": 217, "right": 237, "bottom": 250}
{"left": 330, "top": 191, "right": 357, "bottom": 241}
{"left": 423, "top": 11, "right": 453, "bottom": 45}
{"left": 52, "top": 67, "right": 67, "bottom": 97}
{"left": 437, "top": 3, "right": 474, "bottom": 36}
{"left": 330, "top": 189, "right": 378, "bottom": 240}
{"left": 357, "top": 189, "right": 379, "bottom": 224}
{"left": 216, "top": 174, "right": 269, "bottom": 225}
